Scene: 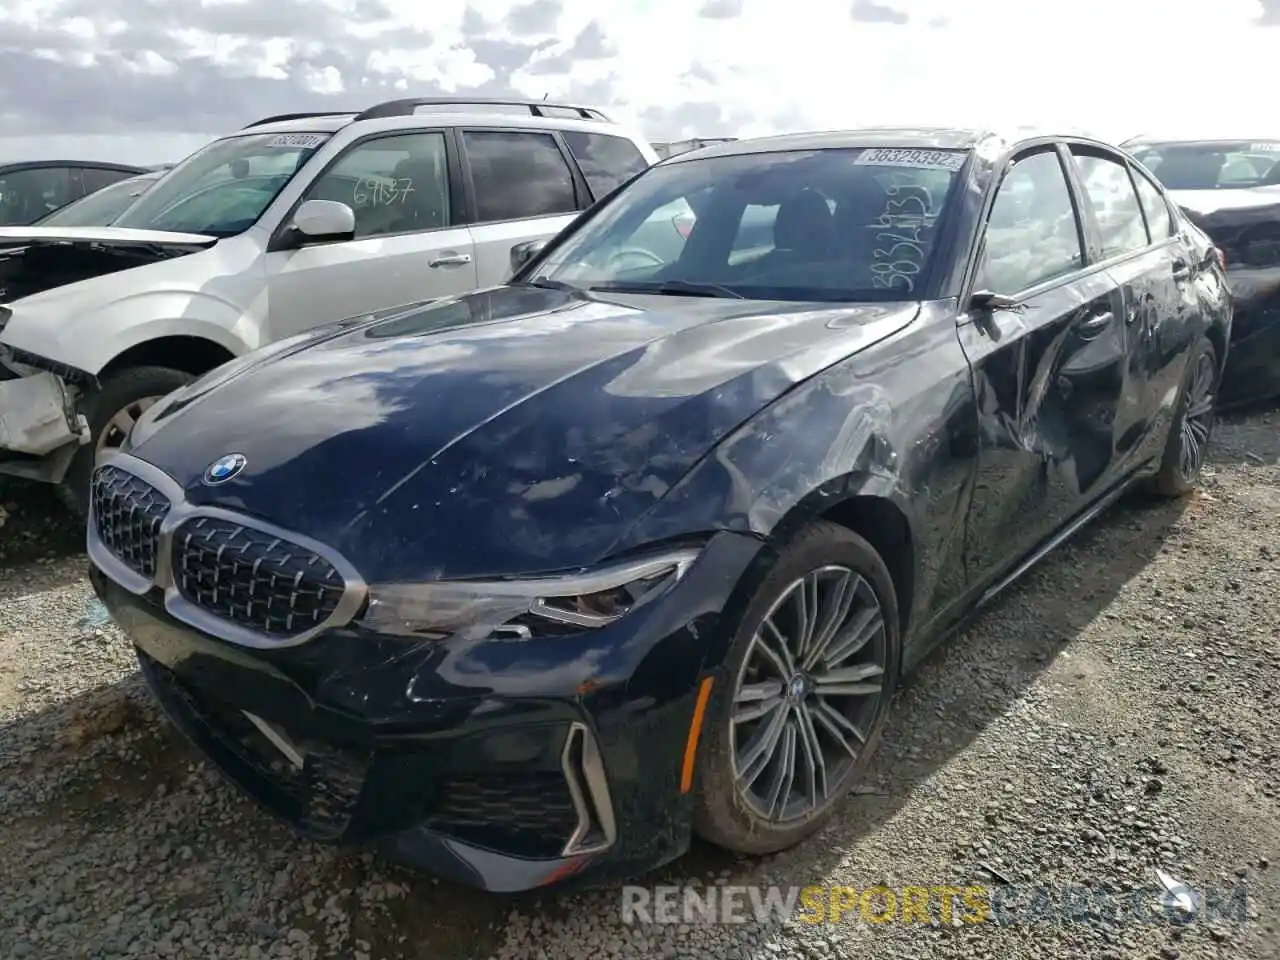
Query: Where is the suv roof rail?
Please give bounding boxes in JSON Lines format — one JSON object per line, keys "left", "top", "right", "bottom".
{"left": 242, "top": 111, "right": 357, "bottom": 129}
{"left": 352, "top": 97, "right": 611, "bottom": 122}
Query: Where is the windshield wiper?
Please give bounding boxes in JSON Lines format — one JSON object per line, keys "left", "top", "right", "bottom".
{"left": 588, "top": 280, "right": 745, "bottom": 299}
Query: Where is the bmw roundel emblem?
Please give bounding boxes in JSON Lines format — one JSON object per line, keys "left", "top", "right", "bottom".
{"left": 203, "top": 453, "right": 247, "bottom": 485}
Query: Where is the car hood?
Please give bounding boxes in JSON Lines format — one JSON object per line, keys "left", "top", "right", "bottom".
{"left": 1169, "top": 188, "right": 1280, "bottom": 278}
{"left": 0, "top": 225, "right": 219, "bottom": 310}
{"left": 1168, "top": 187, "right": 1280, "bottom": 219}
{"left": 128, "top": 284, "right": 920, "bottom": 582}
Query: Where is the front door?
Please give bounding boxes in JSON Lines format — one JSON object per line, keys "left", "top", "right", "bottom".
{"left": 263, "top": 130, "right": 478, "bottom": 341}
{"left": 958, "top": 145, "right": 1130, "bottom": 588}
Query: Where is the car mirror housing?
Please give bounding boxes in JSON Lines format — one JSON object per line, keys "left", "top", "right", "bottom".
{"left": 292, "top": 199, "right": 356, "bottom": 244}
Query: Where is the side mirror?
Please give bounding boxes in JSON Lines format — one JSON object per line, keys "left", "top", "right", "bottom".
{"left": 968, "top": 290, "right": 1024, "bottom": 313}
{"left": 510, "top": 238, "right": 549, "bottom": 274}
{"left": 292, "top": 199, "right": 356, "bottom": 244}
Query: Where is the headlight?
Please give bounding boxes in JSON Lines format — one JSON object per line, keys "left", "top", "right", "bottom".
{"left": 360, "top": 547, "right": 702, "bottom": 640}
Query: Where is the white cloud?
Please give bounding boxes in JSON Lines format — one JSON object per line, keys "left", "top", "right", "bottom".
{"left": 0, "top": 0, "right": 1275, "bottom": 164}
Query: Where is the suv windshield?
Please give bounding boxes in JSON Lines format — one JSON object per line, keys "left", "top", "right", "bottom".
{"left": 1130, "top": 141, "right": 1280, "bottom": 190}
{"left": 530, "top": 146, "right": 966, "bottom": 302}
{"left": 113, "top": 132, "right": 331, "bottom": 236}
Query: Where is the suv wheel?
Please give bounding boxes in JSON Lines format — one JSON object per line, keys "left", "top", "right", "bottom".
{"left": 61, "top": 366, "right": 193, "bottom": 517}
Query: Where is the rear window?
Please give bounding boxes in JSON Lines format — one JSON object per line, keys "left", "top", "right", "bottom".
{"left": 1131, "top": 141, "right": 1280, "bottom": 190}
{"left": 532, "top": 146, "right": 968, "bottom": 302}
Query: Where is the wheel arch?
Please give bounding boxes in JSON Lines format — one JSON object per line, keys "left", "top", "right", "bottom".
{"left": 764, "top": 476, "right": 918, "bottom": 647}
{"left": 99, "top": 334, "right": 238, "bottom": 379}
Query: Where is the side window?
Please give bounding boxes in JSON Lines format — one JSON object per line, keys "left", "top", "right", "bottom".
{"left": 976, "top": 150, "right": 1084, "bottom": 294}
{"left": 1132, "top": 168, "right": 1174, "bottom": 239}
{"left": 301, "top": 132, "right": 450, "bottom": 239}
{"left": 463, "top": 130, "right": 577, "bottom": 223}
{"left": 80, "top": 167, "right": 136, "bottom": 194}
{"left": 562, "top": 132, "right": 650, "bottom": 200}
{"left": 1070, "top": 149, "right": 1150, "bottom": 257}
{"left": 0, "top": 167, "right": 75, "bottom": 224}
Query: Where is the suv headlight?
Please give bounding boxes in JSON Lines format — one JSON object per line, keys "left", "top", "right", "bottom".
{"left": 360, "top": 547, "right": 702, "bottom": 640}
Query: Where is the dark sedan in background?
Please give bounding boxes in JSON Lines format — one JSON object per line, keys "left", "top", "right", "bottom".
{"left": 0, "top": 160, "right": 149, "bottom": 225}
{"left": 33, "top": 170, "right": 164, "bottom": 227}
{"left": 88, "top": 127, "right": 1230, "bottom": 892}
{"left": 1125, "top": 136, "right": 1280, "bottom": 407}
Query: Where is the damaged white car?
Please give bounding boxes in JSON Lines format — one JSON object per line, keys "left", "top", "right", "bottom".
{"left": 0, "top": 96, "right": 656, "bottom": 512}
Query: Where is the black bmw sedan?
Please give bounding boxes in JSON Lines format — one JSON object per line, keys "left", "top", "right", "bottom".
{"left": 89, "top": 127, "right": 1231, "bottom": 892}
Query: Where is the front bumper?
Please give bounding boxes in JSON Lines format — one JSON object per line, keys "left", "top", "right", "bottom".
{"left": 88, "top": 461, "right": 763, "bottom": 891}
{"left": 0, "top": 349, "right": 91, "bottom": 482}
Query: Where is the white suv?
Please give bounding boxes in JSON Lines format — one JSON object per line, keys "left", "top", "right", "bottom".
{"left": 0, "top": 97, "right": 656, "bottom": 511}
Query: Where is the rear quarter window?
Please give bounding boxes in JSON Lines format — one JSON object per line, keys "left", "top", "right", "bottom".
{"left": 562, "top": 132, "right": 651, "bottom": 200}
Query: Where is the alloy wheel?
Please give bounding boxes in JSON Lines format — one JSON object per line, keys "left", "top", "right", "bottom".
{"left": 1179, "top": 351, "right": 1216, "bottom": 479}
{"left": 95, "top": 396, "right": 161, "bottom": 462}
{"left": 729, "top": 565, "right": 888, "bottom": 823}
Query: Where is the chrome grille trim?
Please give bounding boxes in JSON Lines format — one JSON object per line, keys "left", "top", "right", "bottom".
{"left": 87, "top": 451, "right": 368, "bottom": 650}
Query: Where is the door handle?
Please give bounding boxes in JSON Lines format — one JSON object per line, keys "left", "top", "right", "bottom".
{"left": 429, "top": 253, "right": 472, "bottom": 268}
{"left": 1079, "top": 310, "right": 1113, "bottom": 335}
{"left": 1171, "top": 258, "right": 1190, "bottom": 280}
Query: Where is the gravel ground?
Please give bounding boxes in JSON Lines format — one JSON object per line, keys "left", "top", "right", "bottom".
{"left": 1, "top": 408, "right": 1277, "bottom": 960}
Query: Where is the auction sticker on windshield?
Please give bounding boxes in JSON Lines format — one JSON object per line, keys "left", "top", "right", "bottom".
{"left": 855, "top": 148, "right": 967, "bottom": 171}
{"left": 265, "top": 134, "right": 329, "bottom": 149}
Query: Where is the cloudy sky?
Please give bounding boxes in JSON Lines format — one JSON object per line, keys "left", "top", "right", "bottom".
{"left": 0, "top": 0, "right": 1277, "bottom": 165}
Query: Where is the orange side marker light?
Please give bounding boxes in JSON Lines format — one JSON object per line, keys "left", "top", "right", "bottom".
{"left": 680, "top": 676, "right": 715, "bottom": 794}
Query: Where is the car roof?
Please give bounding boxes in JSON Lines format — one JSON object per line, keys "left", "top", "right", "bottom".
{"left": 228, "top": 110, "right": 632, "bottom": 141}
{"left": 0, "top": 160, "right": 150, "bottom": 173}
{"left": 660, "top": 126, "right": 1117, "bottom": 164}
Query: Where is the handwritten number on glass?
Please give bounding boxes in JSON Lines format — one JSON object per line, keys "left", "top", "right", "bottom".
{"left": 353, "top": 177, "right": 415, "bottom": 207}
{"left": 869, "top": 184, "right": 929, "bottom": 292}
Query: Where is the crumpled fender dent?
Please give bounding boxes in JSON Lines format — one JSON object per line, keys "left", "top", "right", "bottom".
{"left": 611, "top": 302, "right": 978, "bottom": 644}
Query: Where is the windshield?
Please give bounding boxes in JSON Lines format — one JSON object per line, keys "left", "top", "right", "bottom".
{"left": 1131, "top": 141, "right": 1280, "bottom": 190}
{"left": 113, "top": 132, "right": 331, "bottom": 236}
{"left": 37, "top": 175, "right": 160, "bottom": 227}
{"left": 530, "top": 147, "right": 966, "bottom": 301}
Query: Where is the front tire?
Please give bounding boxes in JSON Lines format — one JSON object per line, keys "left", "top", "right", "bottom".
{"left": 60, "top": 365, "right": 194, "bottom": 517}
{"left": 692, "top": 520, "right": 902, "bottom": 856}
{"left": 1145, "top": 336, "right": 1218, "bottom": 498}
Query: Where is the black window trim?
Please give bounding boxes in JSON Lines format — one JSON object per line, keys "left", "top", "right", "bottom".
{"left": 266, "top": 127, "right": 467, "bottom": 253}
{"left": 1125, "top": 159, "right": 1177, "bottom": 243}
{"left": 456, "top": 125, "right": 591, "bottom": 228}
{"left": 959, "top": 140, "right": 1094, "bottom": 310}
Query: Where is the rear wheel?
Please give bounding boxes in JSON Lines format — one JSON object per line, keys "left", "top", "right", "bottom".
{"left": 60, "top": 365, "right": 193, "bottom": 517}
{"left": 692, "top": 520, "right": 901, "bottom": 855}
{"left": 1145, "top": 337, "right": 1218, "bottom": 498}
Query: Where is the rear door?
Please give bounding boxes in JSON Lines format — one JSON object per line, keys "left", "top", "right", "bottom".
{"left": 958, "top": 144, "right": 1129, "bottom": 586}
{"left": 1066, "top": 145, "right": 1192, "bottom": 471}
{"left": 262, "top": 129, "right": 478, "bottom": 340}
{"left": 459, "top": 128, "right": 586, "bottom": 286}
